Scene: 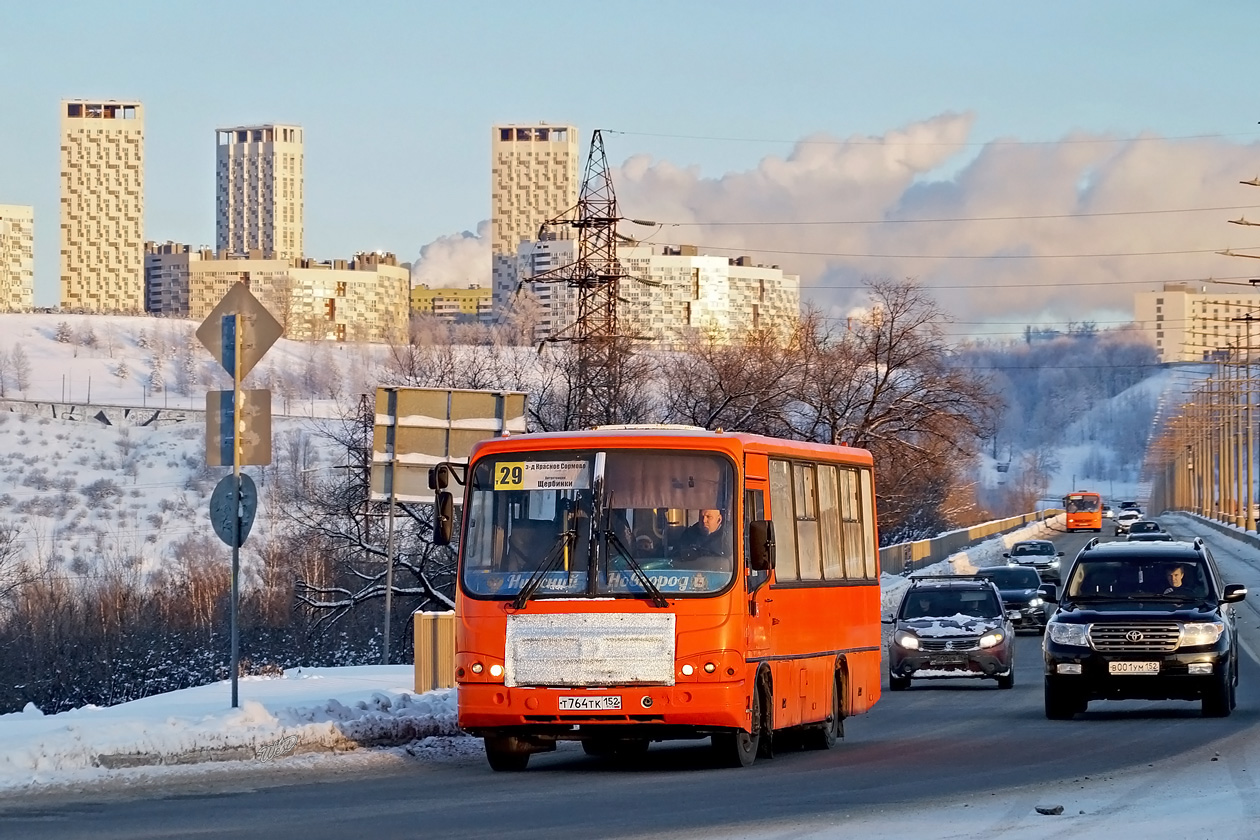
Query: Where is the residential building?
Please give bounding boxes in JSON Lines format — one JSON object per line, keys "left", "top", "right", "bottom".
{"left": 60, "top": 100, "right": 144, "bottom": 312}
{"left": 517, "top": 241, "right": 801, "bottom": 348}
{"left": 0, "top": 205, "right": 34, "bottom": 311}
{"left": 1134, "top": 283, "right": 1260, "bottom": 362}
{"left": 216, "top": 124, "right": 304, "bottom": 260}
{"left": 491, "top": 123, "right": 579, "bottom": 314}
{"left": 146, "top": 243, "right": 409, "bottom": 344}
{"left": 411, "top": 284, "right": 493, "bottom": 323}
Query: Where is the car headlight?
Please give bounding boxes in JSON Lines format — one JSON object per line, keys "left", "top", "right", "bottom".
{"left": 1029, "top": 598, "right": 1043, "bottom": 607}
{"left": 1048, "top": 623, "right": 1091, "bottom": 646}
{"left": 979, "top": 631, "right": 1005, "bottom": 649}
{"left": 1181, "top": 621, "right": 1224, "bottom": 647}
{"left": 1048, "top": 559, "right": 1060, "bottom": 567}
{"left": 893, "top": 629, "right": 920, "bottom": 650}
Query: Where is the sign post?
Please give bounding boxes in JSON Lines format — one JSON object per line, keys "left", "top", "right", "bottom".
{"left": 197, "top": 282, "right": 282, "bottom": 707}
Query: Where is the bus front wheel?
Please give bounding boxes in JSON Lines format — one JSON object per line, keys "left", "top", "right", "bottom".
{"left": 713, "top": 685, "right": 763, "bottom": 767}
{"left": 484, "top": 736, "right": 531, "bottom": 772}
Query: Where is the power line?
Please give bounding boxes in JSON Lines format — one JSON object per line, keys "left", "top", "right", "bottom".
{"left": 680, "top": 242, "right": 1234, "bottom": 260}
{"left": 605, "top": 129, "right": 1260, "bottom": 148}
{"left": 655, "top": 204, "right": 1260, "bottom": 228}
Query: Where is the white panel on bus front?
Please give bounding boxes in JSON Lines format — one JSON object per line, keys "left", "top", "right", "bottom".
{"left": 504, "top": 613, "right": 676, "bottom": 688}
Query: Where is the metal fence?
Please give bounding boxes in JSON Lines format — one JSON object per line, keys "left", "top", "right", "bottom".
{"left": 878, "top": 510, "right": 1053, "bottom": 576}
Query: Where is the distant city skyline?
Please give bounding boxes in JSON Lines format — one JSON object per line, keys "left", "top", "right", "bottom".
{"left": 5, "top": 2, "right": 1260, "bottom": 333}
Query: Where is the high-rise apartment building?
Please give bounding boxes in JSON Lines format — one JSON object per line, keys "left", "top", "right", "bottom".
{"left": 0, "top": 205, "right": 34, "bottom": 312}
{"left": 60, "top": 100, "right": 144, "bottom": 312}
{"left": 145, "top": 242, "right": 408, "bottom": 344}
{"left": 216, "top": 124, "right": 304, "bottom": 260}
{"left": 1135, "top": 282, "right": 1260, "bottom": 363}
{"left": 491, "top": 123, "right": 579, "bottom": 314}
{"left": 518, "top": 241, "right": 801, "bottom": 348}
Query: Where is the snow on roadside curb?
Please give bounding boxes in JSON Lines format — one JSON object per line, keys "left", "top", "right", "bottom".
{"left": 879, "top": 514, "right": 1065, "bottom": 616}
{"left": 0, "top": 666, "right": 460, "bottom": 792}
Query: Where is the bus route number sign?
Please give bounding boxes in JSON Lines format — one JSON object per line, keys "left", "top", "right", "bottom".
{"left": 494, "top": 460, "right": 590, "bottom": 491}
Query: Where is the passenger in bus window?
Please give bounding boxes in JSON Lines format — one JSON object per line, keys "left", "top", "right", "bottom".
{"left": 672, "top": 509, "right": 730, "bottom": 565}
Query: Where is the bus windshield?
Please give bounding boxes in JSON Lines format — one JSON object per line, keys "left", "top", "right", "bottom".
{"left": 1065, "top": 495, "right": 1101, "bottom": 513}
{"left": 461, "top": 449, "right": 736, "bottom": 599}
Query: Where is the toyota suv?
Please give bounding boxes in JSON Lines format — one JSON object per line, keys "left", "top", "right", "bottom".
{"left": 1041, "top": 538, "right": 1246, "bottom": 719}
{"left": 887, "top": 575, "right": 1016, "bottom": 691}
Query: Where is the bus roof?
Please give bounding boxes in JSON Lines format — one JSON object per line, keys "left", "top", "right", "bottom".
{"left": 466, "top": 427, "right": 874, "bottom": 465}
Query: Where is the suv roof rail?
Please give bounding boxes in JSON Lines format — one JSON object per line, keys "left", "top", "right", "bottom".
{"left": 1081, "top": 537, "right": 1099, "bottom": 551}
{"left": 1193, "top": 537, "right": 1206, "bottom": 550}
{"left": 908, "top": 574, "right": 989, "bottom": 582}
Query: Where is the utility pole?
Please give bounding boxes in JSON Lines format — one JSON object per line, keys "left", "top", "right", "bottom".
{"left": 526, "top": 129, "right": 651, "bottom": 430}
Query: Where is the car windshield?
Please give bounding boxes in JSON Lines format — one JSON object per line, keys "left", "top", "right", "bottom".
{"left": 461, "top": 449, "right": 736, "bottom": 599}
{"left": 902, "top": 588, "right": 1002, "bottom": 619}
{"left": 1065, "top": 559, "right": 1212, "bottom": 600}
{"left": 1011, "top": 542, "right": 1054, "bottom": 557}
{"left": 980, "top": 567, "right": 1042, "bottom": 588}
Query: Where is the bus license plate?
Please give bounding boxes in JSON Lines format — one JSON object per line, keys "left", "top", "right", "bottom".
{"left": 558, "top": 695, "right": 622, "bottom": 711}
{"left": 1109, "top": 661, "right": 1159, "bottom": 675}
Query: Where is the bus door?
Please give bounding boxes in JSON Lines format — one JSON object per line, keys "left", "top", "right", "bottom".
{"left": 744, "top": 483, "right": 771, "bottom": 659}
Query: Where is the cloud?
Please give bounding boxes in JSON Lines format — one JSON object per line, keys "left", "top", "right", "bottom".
{"left": 612, "top": 114, "right": 1260, "bottom": 329}
{"left": 408, "top": 115, "right": 1260, "bottom": 329}
{"left": 409, "top": 221, "right": 490, "bottom": 289}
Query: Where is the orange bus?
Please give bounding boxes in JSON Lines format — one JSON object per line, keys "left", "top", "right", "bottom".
{"left": 1064, "top": 491, "right": 1103, "bottom": 532}
{"left": 431, "top": 425, "right": 883, "bottom": 771}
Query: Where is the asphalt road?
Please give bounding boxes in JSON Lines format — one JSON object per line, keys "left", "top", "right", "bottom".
{"left": 4, "top": 517, "right": 1259, "bottom": 840}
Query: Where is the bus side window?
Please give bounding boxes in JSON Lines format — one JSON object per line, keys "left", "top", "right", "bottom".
{"left": 745, "top": 487, "right": 768, "bottom": 591}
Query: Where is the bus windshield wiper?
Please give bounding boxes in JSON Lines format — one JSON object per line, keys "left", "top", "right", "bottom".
{"left": 606, "top": 529, "right": 669, "bottom": 608}
{"left": 511, "top": 531, "right": 575, "bottom": 610}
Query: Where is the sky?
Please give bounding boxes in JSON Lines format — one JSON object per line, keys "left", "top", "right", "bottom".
{"left": 1, "top": 517, "right": 1255, "bottom": 840}
{"left": 5, "top": 2, "right": 1260, "bottom": 333}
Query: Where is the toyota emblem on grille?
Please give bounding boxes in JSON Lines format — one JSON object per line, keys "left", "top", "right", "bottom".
{"left": 1125, "top": 630, "right": 1144, "bottom": 642}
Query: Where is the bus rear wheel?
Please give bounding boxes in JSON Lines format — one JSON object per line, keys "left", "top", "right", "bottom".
{"left": 802, "top": 674, "right": 844, "bottom": 750}
{"left": 713, "top": 685, "right": 763, "bottom": 767}
{"left": 484, "top": 736, "right": 531, "bottom": 772}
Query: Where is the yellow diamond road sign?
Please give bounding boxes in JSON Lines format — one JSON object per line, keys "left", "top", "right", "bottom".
{"left": 196, "top": 282, "right": 284, "bottom": 381}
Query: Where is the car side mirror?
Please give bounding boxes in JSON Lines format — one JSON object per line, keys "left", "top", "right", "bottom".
{"left": 748, "top": 519, "right": 775, "bottom": 572}
{"left": 433, "top": 490, "right": 455, "bottom": 546}
{"left": 1039, "top": 584, "right": 1059, "bottom": 602}
{"left": 881, "top": 614, "right": 896, "bottom": 625}
{"left": 1222, "top": 583, "right": 1247, "bottom": 603}
{"left": 1002, "top": 552, "right": 1010, "bottom": 559}
{"left": 1057, "top": 551, "right": 1065, "bottom": 557}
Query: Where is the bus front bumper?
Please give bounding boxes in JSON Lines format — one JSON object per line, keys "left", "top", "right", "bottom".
{"left": 458, "top": 680, "right": 752, "bottom": 736}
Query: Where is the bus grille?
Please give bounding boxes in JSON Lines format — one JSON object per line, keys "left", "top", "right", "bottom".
{"left": 505, "top": 613, "right": 676, "bottom": 687}
{"left": 1089, "top": 622, "right": 1181, "bottom": 653}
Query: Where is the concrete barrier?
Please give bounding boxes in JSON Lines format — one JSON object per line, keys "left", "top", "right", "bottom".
{"left": 879, "top": 510, "right": 1053, "bottom": 576}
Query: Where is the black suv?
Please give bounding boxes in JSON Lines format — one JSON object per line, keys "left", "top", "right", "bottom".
{"left": 1041, "top": 539, "right": 1246, "bottom": 719}
{"left": 887, "top": 576, "right": 1015, "bottom": 691}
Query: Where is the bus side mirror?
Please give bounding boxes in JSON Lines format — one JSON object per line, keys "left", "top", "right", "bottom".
{"left": 748, "top": 519, "right": 775, "bottom": 572}
{"left": 433, "top": 491, "right": 455, "bottom": 546}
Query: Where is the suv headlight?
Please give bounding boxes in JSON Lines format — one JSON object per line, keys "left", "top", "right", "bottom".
{"left": 1048, "top": 623, "right": 1091, "bottom": 647}
{"left": 1048, "top": 559, "right": 1060, "bottom": 567}
{"left": 893, "top": 629, "right": 920, "bottom": 650}
{"left": 1181, "top": 621, "right": 1224, "bottom": 647}
{"left": 979, "top": 631, "right": 1005, "bottom": 649}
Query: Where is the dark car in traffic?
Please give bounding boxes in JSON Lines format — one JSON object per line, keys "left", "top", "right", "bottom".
{"left": 1127, "top": 520, "right": 1162, "bottom": 535}
{"left": 976, "top": 566, "right": 1050, "bottom": 632}
{"left": 1003, "top": 539, "right": 1063, "bottom": 582}
{"left": 887, "top": 575, "right": 1015, "bottom": 691}
{"left": 1126, "top": 532, "right": 1176, "bottom": 542}
{"left": 1041, "top": 538, "right": 1246, "bottom": 719}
